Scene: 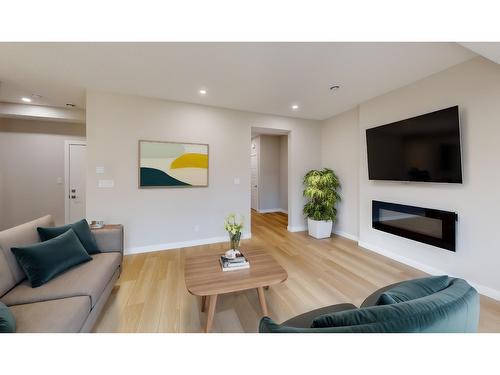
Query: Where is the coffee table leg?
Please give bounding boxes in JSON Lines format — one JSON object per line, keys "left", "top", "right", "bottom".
{"left": 257, "top": 287, "right": 269, "bottom": 316}
{"left": 201, "top": 296, "right": 206, "bottom": 312}
{"left": 205, "top": 294, "right": 218, "bottom": 333}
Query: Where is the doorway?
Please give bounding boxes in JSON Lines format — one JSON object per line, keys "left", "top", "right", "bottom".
{"left": 250, "top": 128, "right": 289, "bottom": 231}
{"left": 65, "top": 140, "right": 87, "bottom": 223}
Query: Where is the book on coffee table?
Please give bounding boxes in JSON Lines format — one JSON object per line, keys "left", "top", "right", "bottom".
{"left": 220, "top": 253, "right": 250, "bottom": 271}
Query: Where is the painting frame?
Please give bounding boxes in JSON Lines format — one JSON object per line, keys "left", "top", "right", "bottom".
{"left": 138, "top": 140, "right": 209, "bottom": 188}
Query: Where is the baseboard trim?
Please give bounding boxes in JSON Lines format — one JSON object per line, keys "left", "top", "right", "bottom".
{"left": 125, "top": 233, "right": 252, "bottom": 255}
{"left": 287, "top": 225, "right": 307, "bottom": 232}
{"left": 257, "top": 208, "right": 288, "bottom": 214}
{"left": 333, "top": 230, "right": 359, "bottom": 242}
{"left": 359, "top": 240, "right": 500, "bottom": 301}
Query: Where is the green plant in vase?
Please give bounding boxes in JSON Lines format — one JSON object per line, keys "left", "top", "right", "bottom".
{"left": 303, "top": 168, "right": 341, "bottom": 239}
{"left": 224, "top": 213, "right": 244, "bottom": 254}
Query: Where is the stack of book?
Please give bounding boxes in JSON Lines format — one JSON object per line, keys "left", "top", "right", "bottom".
{"left": 220, "top": 253, "right": 250, "bottom": 272}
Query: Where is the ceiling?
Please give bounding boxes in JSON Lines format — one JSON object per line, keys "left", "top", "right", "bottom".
{"left": 0, "top": 43, "right": 477, "bottom": 120}
{"left": 459, "top": 42, "right": 500, "bottom": 65}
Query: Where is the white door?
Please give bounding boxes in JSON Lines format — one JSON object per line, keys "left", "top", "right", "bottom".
{"left": 250, "top": 153, "right": 259, "bottom": 210}
{"left": 67, "top": 143, "right": 86, "bottom": 223}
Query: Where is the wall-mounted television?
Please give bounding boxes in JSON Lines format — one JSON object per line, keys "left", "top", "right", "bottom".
{"left": 366, "top": 106, "right": 462, "bottom": 183}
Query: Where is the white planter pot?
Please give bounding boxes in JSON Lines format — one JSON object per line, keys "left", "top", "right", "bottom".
{"left": 307, "top": 218, "right": 333, "bottom": 239}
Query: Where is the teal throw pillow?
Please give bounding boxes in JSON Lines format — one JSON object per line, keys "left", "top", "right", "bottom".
{"left": 12, "top": 229, "right": 92, "bottom": 287}
{"left": 375, "top": 276, "right": 451, "bottom": 305}
{"left": 0, "top": 302, "right": 16, "bottom": 333}
{"left": 37, "top": 219, "right": 100, "bottom": 255}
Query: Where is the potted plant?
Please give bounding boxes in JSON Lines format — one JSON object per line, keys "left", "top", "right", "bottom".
{"left": 303, "top": 168, "right": 341, "bottom": 239}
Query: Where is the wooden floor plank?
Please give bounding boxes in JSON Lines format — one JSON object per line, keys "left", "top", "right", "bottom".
{"left": 93, "top": 211, "right": 500, "bottom": 332}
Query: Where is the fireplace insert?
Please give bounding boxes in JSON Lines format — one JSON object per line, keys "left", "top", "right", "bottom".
{"left": 372, "top": 200, "right": 457, "bottom": 251}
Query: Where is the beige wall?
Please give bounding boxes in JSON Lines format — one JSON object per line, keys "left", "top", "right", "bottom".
{"left": 358, "top": 57, "right": 500, "bottom": 297}
{"left": 86, "top": 91, "right": 321, "bottom": 252}
{"left": 0, "top": 118, "right": 86, "bottom": 229}
{"left": 321, "top": 57, "right": 500, "bottom": 298}
{"left": 321, "top": 107, "right": 359, "bottom": 239}
{"left": 279, "top": 135, "right": 288, "bottom": 212}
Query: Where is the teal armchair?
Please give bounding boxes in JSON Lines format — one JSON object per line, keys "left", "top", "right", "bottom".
{"left": 259, "top": 276, "right": 480, "bottom": 333}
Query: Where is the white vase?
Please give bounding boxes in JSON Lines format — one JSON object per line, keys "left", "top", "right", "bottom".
{"left": 307, "top": 218, "right": 333, "bottom": 239}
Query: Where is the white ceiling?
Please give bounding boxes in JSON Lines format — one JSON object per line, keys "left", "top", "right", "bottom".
{"left": 459, "top": 42, "right": 500, "bottom": 65}
{"left": 0, "top": 43, "right": 477, "bottom": 120}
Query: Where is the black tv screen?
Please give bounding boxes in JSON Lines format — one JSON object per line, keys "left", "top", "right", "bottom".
{"left": 366, "top": 106, "right": 462, "bottom": 183}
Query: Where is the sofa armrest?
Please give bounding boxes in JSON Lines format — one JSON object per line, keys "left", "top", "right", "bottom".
{"left": 91, "top": 225, "right": 124, "bottom": 254}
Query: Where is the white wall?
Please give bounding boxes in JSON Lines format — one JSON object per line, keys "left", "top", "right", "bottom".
{"left": 354, "top": 57, "right": 500, "bottom": 298}
{"left": 321, "top": 108, "right": 359, "bottom": 240}
{"left": 86, "top": 91, "right": 321, "bottom": 252}
{"left": 0, "top": 118, "right": 86, "bottom": 229}
{"left": 279, "top": 135, "right": 288, "bottom": 212}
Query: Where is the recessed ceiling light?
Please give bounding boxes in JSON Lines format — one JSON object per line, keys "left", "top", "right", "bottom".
{"left": 291, "top": 104, "right": 299, "bottom": 111}
{"left": 199, "top": 89, "right": 207, "bottom": 95}
{"left": 21, "top": 97, "right": 32, "bottom": 103}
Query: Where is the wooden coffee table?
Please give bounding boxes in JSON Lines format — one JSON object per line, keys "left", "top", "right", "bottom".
{"left": 184, "top": 247, "right": 288, "bottom": 332}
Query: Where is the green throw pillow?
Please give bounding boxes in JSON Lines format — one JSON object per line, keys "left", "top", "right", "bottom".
{"left": 12, "top": 229, "right": 92, "bottom": 288}
{"left": 0, "top": 301, "right": 16, "bottom": 333}
{"left": 37, "top": 219, "right": 100, "bottom": 255}
{"left": 375, "top": 276, "right": 451, "bottom": 305}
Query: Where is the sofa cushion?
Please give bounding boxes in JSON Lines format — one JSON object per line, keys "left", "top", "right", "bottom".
{"left": 38, "top": 219, "right": 101, "bottom": 255}
{"left": 12, "top": 229, "right": 92, "bottom": 288}
{"left": 0, "top": 215, "right": 54, "bottom": 294}
{"left": 0, "top": 301, "right": 16, "bottom": 333}
{"left": 3, "top": 252, "right": 121, "bottom": 308}
{"left": 375, "top": 276, "right": 451, "bottom": 305}
{"left": 9, "top": 296, "right": 91, "bottom": 333}
{"left": 309, "top": 278, "right": 479, "bottom": 332}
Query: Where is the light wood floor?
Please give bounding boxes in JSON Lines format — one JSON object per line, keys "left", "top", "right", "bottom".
{"left": 93, "top": 211, "right": 500, "bottom": 332}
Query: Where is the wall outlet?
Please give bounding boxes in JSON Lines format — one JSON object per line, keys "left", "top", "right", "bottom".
{"left": 56, "top": 177, "right": 63, "bottom": 184}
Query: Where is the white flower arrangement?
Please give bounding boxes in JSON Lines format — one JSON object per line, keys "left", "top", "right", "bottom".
{"left": 224, "top": 213, "right": 244, "bottom": 234}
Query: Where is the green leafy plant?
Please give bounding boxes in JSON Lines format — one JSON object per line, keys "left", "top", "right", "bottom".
{"left": 303, "top": 168, "right": 341, "bottom": 222}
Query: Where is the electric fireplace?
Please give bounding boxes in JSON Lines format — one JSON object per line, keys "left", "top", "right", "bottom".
{"left": 372, "top": 200, "right": 457, "bottom": 251}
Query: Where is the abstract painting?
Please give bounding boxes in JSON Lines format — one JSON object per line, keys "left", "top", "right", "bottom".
{"left": 139, "top": 140, "right": 209, "bottom": 187}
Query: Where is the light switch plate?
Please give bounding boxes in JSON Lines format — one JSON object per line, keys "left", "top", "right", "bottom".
{"left": 98, "top": 179, "right": 114, "bottom": 188}
{"left": 234, "top": 177, "right": 240, "bottom": 185}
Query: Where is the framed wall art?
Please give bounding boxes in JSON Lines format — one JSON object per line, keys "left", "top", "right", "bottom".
{"left": 139, "top": 140, "right": 209, "bottom": 188}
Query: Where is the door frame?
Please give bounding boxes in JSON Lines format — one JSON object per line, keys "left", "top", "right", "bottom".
{"left": 64, "top": 140, "right": 87, "bottom": 224}
{"left": 250, "top": 149, "right": 259, "bottom": 210}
